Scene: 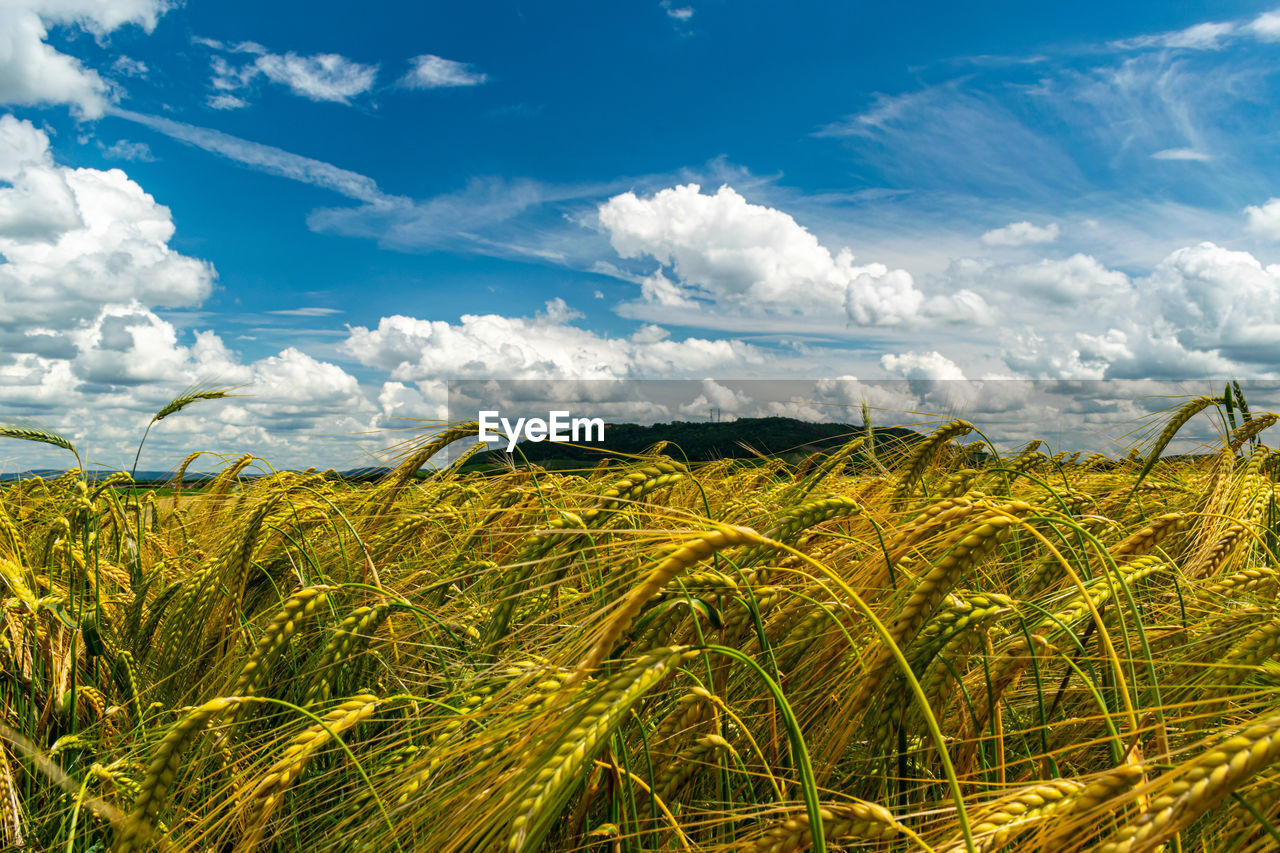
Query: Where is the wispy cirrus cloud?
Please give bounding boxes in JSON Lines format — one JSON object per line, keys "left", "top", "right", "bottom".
{"left": 1107, "top": 7, "right": 1280, "bottom": 52}
{"left": 1151, "top": 147, "right": 1212, "bottom": 161}
{"left": 265, "top": 307, "right": 343, "bottom": 317}
{"left": 817, "top": 40, "right": 1278, "bottom": 211}
{"left": 107, "top": 109, "right": 623, "bottom": 266}
{"left": 816, "top": 81, "right": 1090, "bottom": 200}
{"left": 109, "top": 109, "right": 398, "bottom": 205}
{"left": 1109, "top": 20, "right": 1238, "bottom": 52}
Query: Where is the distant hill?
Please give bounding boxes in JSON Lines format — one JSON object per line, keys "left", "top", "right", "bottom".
{"left": 0, "top": 469, "right": 199, "bottom": 484}
{"left": 0, "top": 467, "right": 397, "bottom": 486}
{"left": 0, "top": 418, "right": 932, "bottom": 483}
{"left": 468, "top": 416, "right": 921, "bottom": 467}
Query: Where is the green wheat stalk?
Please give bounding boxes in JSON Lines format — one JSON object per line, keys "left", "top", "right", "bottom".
{"left": 131, "top": 385, "right": 241, "bottom": 479}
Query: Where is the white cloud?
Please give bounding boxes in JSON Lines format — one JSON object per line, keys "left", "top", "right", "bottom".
{"left": 678, "top": 379, "right": 750, "bottom": 418}
{"left": 0, "top": 315, "right": 377, "bottom": 469}
{"left": 202, "top": 41, "right": 378, "bottom": 105}
{"left": 1248, "top": 11, "right": 1280, "bottom": 41}
{"left": 250, "top": 52, "right": 378, "bottom": 103}
{"left": 0, "top": 0, "right": 169, "bottom": 117}
{"left": 398, "top": 55, "right": 487, "bottom": 89}
{"left": 70, "top": 303, "right": 243, "bottom": 386}
{"left": 342, "top": 298, "right": 762, "bottom": 381}
{"left": 1144, "top": 242, "right": 1280, "bottom": 359}
{"left": 1245, "top": 198, "right": 1280, "bottom": 240}
{"left": 102, "top": 139, "right": 155, "bottom": 161}
{"left": 377, "top": 380, "right": 443, "bottom": 420}
{"left": 0, "top": 121, "right": 81, "bottom": 242}
{"left": 1111, "top": 20, "right": 1237, "bottom": 51}
{"left": 814, "top": 45, "right": 1260, "bottom": 217}
{"left": 247, "top": 347, "right": 362, "bottom": 407}
{"left": 308, "top": 174, "right": 582, "bottom": 253}
{"left": 111, "top": 56, "right": 148, "bottom": 78}
{"left": 996, "top": 241, "right": 1280, "bottom": 379}
{"left": 599, "top": 183, "right": 925, "bottom": 326}
{"left": 1107, "top": 8, "right": 1280, "bottom": 52}
{"left": 1003, "top": 254, "right": 1130, "bottom": 305}
{"left": 207, "top": 93, "right": 248, "bottom": 110}
{"left": 663, "top": 4, "right": 694, "bottom": 22}
{"left": 816, "top": 82, "right": 1087, "bottom": 199}
{"left": 921, "top": 288, "right": 997, "bottom": 326}
{"left": 880, "top": 351, "right": 967, "bottom": 381}
{"left": 0, "top": 109, "right": 430, "bottom": 470}
{"left": 981, "top": 221, "right": 1060, "bottom": 247}
{"left": 0, "top": 116, "right": 214, "bottom": 332}
{"left": 1151, "top": 148, "right": 1212, "bottom": 161}
{"left": 265, "top": 307, "right": 342, "bottom": 317}
{"left": 110, "top": 109, "right": 394, "bottom": 204}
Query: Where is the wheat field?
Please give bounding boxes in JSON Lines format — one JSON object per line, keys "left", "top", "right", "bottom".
{"left": 1, "top": 397, "right": 1280, "bottom": 851}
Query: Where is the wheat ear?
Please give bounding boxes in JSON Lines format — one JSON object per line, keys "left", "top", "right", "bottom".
{"left": 114, "top": 696, "right": 247, "bottom": 853}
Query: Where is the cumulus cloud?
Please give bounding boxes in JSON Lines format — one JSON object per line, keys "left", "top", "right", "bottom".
{"left": 1144, "top": 242, "right": 1280, "bottom": 361}
{"left": 981, "top": 221, "right": 1060, "bottom": 247}
{"left": 880, "top": 351, "right": 967, "bottom": 381}
{"left": 342, "top": 298, "right": 762, "bottom": 381}
{"left": 0, "top": 119, "right": 81, "bottom": 242}
{"left": 996, "top": 241, "right": 1280, "bottom": 379}
{"left": 921, "top": 288, "right": 997, "bottom": 325}
{"left": 0, "top": 116, "right": 214, "bottom": 334}
{"left": 398, "top": 55, "right": 487, "bottom": 89}
{"left": 1245, "top": 198, "right": 1280, "bottom": 240}
{"left": 0, "top": 115, "right": 395, "bottom": 470}
{"left": 598, "top": 183, "right": 926, "bottom": 326}
{"left": 248, "top": 347, "right": 363, "bottom": 408}
{"left": 377, "top": 381, "right": 444, "bottom": 420}
{"left": 70, "top": 303, "right": 241, "bottom": 386}
{"left": 1003, "top": 254, "right": 1130, "bottom": 305}
{"left": 878, "top": 352, "right": 980, "bottom": 413}
{"left": 0, "top": 295, "right": 378, "bottom": 468}
{"left": 677, "top": 379, "right": 750, "bottom": 419}
{"left": 0, "top": 0, "right": 169, "bottom": 117}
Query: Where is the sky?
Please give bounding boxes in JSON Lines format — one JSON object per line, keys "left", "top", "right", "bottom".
{"left": 4, "top": 0, "right": 1280, "bottom": 469}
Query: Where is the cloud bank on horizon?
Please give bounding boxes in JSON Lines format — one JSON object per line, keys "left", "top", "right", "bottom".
{"left": 1, "top": 0, "right": 1279, "bottom": 469}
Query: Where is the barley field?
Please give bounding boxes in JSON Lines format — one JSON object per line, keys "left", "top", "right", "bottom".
{"left": 3, "top": 397, "right": 1280, "bottom": 852}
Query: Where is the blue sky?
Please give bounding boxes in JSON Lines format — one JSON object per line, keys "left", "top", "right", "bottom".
{"left": 4, "top": 0, "right": 1280, "bottom": 468}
